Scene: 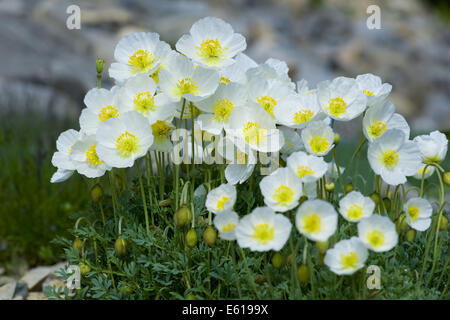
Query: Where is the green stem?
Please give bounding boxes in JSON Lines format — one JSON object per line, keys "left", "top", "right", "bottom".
{"left": 137, "top": 161, "right": 151, "bottom": 235}
{"left": 238, "top": 247, "right": 259, "bottom": 299}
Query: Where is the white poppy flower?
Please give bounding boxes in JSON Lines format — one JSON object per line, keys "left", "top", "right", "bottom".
{"left": 246, "top": 58, "right": 295, "bottom": 90}
{"left": 227, "top": 106, "right": 284, "bottom": 153}
{"left": 109, "top": 32, "right": 172, "bottom": 83}
{"left": 279, "top": 127, "right": 305, "bottom": 158}
{"left": 51, "top": 129, "right": 80, "bottom": 172}
{"left": 404, "top": 197, "right": 433, "bottom": 231}
{"left": 236, "top": 207, "right": 292, "bottom": 252}
{"left": 70, "top": 134, "right": 111, "bottom": 178}
{"left": 324, "top": 237, "right": 368, "bottom": 275}
{"left": 96, "top": 111, "right": 154, "bottom": 168}
{"left": 295, "top": 199, "right": 338, "bottom": 242}
{"left": 317, "top": 77, "right": 367, "bottom": 121}
{"left": 248, "top": 78, "right": 295, "bottom": 119}
{"left": 219, "top": 53, "right": 257, "bottom": 85}
{"left": 286, "top": 151, "right": 328, "bottom": 183}
{"left": 259, "top": 168, "right": 303, "bottom": 212}
{"left": 362, "top": 100, "right": 410, "bottom": 142}
{"left": 176, "top": 17, "right": 246, "bottom": 68}
{"left": 158, "top": 54, "right": 220, "bottom": 102}
{"left": 205, "top": 183, "right": 237, "bottom": 214}
{"left": 213, "top": 210, "right": 240, "bottom": 241}
{"left": 274, "top": 92, "right": 321, "bottom": 129}
{"left": 79, "top": 88, "right": 123, "bottom": 135}
{"left": 118, "top": 74, "right": 176, "bottom": 122}
{"left": 196, "top": 83, "right": 247, "bottom": 135}
{"left": 339, "top": 191, "right": 375, "bottom": 222}
{"left": 412, "top": 164, "right": 435, "bottom": 180}
{"left": 413, "top": 131, "right": 448, "bottom": 164}
{"left": 368, "top": 129, "right": 422, "bottom": 186}
{"left": 150, "top": 120, "right": 175, "bottom": 152}
{"left": 357, "top": 214, "right": 398, "bottom": 252}
{"left": 356, "top": 73, "right": 392, "bottom": 107}
{"left": 301, "top": 121, "right": 335, "bottom": 156}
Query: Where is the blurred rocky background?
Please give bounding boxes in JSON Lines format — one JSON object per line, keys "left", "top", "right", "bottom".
{"left": 0, "top": 0, "right": 449, "bottom": 137}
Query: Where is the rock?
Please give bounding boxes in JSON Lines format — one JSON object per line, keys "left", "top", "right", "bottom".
{"left": 13, "top": 282, "right": 28, "bottom": 300}
{"left": 19, "top": 262, "right": 67, "bottom": 292}
{"left": 26, "top": 292, "right": 47, "bottom": 300}
{"left": 0, "top": 282, "right": 16, "bottom": 300}
{"left": 0, "top": 276, "right": 16, "bottom": 286}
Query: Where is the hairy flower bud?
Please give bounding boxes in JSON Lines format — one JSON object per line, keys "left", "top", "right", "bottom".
{"left": 174, "top": 205, "right": 192, "bottom": 228}
{"left": 114, "top": 238, "right": 127, "bottom": 256}
{"left": 396, "top": 213, "right": 408, "bottom": 233}
{"left": 90, "top": 184, "right": 103, "bottom": 203}
{"left": 96, "top": 59, "right": 104, "bottom": 74}
{"left": 344, "top": 183, "right": 353, "bottom": 194}
{"left": 297, "top": 264, "right": 310, "bottom": 284}
{"left": 439, "top": 215, "right": 448, "bottom": 231}
{"left": 325, "top": 182, "right": 335, "bottom": 192}
{"left": 255, "top": 274, "right": 266, "bottom": 285}
{"left": 444, "top": 172, "right": 450, "bottom": 187}
{"left": 72, "top": 238, "right": 83, "bottom": 254}
{"left": 79, "top": 261, "right": 91, "bottom": 276}
{"left": 271, "top": 252, "right": 283, "bottom": 269}
{"left": 370, "top": 192, "right": 381, "bottom": 205}
{"left": 203, "top": 226, "right": 217, "bottom": 247}
{"left": 186, "top": 228, "right": 198, "bottom": 248}
{"left": 406, "top": 229, "right": 415, "bottom": 242}
{"left": 315, "top": 241, "right": 328, "bottom": 254}
{"left": 333, "top": 133, "right": 340, "bottom": 146}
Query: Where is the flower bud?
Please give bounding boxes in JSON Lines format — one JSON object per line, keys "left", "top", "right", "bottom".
{"left": 395, "top": 213, "right": 408, "bottom": 233}
{"left": 255, "top": 274, "right": 266, "bottom": 285}
{"left": 439, "top": 215, "right": 448, "bottom": 231}
{"left": 444, "top": 172, "right": 450, "bottom": 187}
{"left": 325, "top": 182, "right": 335, "bottom": 192}
{"left": 344, "top": 183, "right": 353, "bottom": 194}
{"left": 186, "top": 294, "right": 197, "bottom": 300}
{"left": 406, "top": 229, "right": 415, "bottom": 242}
{"left": 383, "top": 197, "right": 391, "bottom": 213}
{"left": 203, "top": 226, "right": 217, "bottom": 247}
{"left": 174, "top": 205, "right": 192, "bottom": 228}
{"left": 370, "top": 192, "right": 381, "bottom": 205}
{"left": 297, "top": 264, "right": 310, "bottom": 284}
{"left": 72, "top": 238, "right": 83, "bottom": 254}
{"left": 114, "top": 238, "right": 127, "bottom": 256}
{"left": 90, "top": 184, "right": 103, "bottom": 203}
{"left": 186, "top": 228, "right": 198, "bottom": 248}
{"left": 271, "top": 252, "right": 283, "bottom": 269}
{"left": 79, "top": 261, "right": 91, "bottom": 276}
{"left": 315, "top": 241, "right": 328, "bottom": 254}
{"left": 96, "top": 59, "right": 104, "bottom": 74}
{"left": 333, "top": 133, "right": 340, "bottom": 146}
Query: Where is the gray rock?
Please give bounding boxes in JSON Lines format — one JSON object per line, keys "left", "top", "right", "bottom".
{"left": 13, "top": 282, "right": 28, "bottom": 300}
{"left": 19, "top": 262, "right": 67, "bottom": 292}
{"left": 0, "top": 282, "right": 16, "bottom": 300}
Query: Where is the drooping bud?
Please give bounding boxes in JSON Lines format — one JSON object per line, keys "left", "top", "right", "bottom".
{"left": 344, "top": 183, "right": 353, "bottom": 194}
{"left": 186, "top": 294, "right": 197, "bottom": 300}
{"left": 406, "top": 229, "right": 415, "bottom": 242}
{"left": 333, "top": 133, "right": 340, "bottom": 146}
{"left": 325, "top": 181, "right": 335, "bottom": 192}
{"left": 114, "top": 238, "right": 127, "bottom": 256}
{"left": 297, "top": 264, "right": 310, "bottom": 284}
{"left": 96, "top": 59, "right": 104, "bottom": 74}
{"left": 444, "top": 172, "right": 450, "bottom": 187}
{"left": 72, "top": 238, "right": 83, "bottom": 254}
{"left": 271, "top": 252, "right": 283, "bottom": 269}
{"left": 315, "top": 241, "right": 328, "bottom": 254}
{"left": 203, "top": 226, "right": 217, "bottom": 247}
{"left": 395, "top": 213, "right": 409, "bottom": 233}
{"left": 174, "top": 205, "right": 192, "bottom": 228}
{"left": 79, "top": 261, "right": 91, "bottom": 276}
{"left": 186, "top": 228, "right": 198, "bottom": 248}
{"left": 439, "top": 215, "right": 448, "bottom": 231}
{"left": 370, "top": 192, "right": 381, "bottom": 205}
{"left": 90, "top": 184, "right": 103, "bottom": 203}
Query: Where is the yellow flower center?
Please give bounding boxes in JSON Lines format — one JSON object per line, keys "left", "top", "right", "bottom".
{"left": 303, "top": 213, "right": 322, "bottom": 234}
{"left": 407, "top": 206, "right": 420, "bottom": 221}
{"left": 326, "top": 97, "right": 347, "bottom": 117}
{"left": 347, "top": 204, "right": 364, "bottom": 220}
{"left": 309, "top": 136, "right": 329, "bottom": 154}
{"left": 273, "top": 185, "right": 295, "bottom": 206}
{"left": 417, "top": 166, "right": 430, "bottom": 175}
{"left": 196, "top": 38, "right": 225, "bottom": 65}
{"left": 380, "top": 150, "right": 399, "bottom": 169}
{"left": 362, "top": 89, "right": 374, "bottom": 96}
{"left": 115, "top": 131, "right": 139, "bottom": 158}
{"left": 213, "top": 98, "right": 235, "bottom": 122}
{"left": 368, "top": 121, "right": 387, "bottom": 138}
{"left": 151, "top": 120, "right": 171, "bottom": 140}
{"left": 340, "top": 251, "right": 359, "bottom": 269}
{"left": 217, "top": 196, "right": 229, "bottom": 211}
{"left": 220, "top": 76, "right": 230, "bottom": 85}
{"left": 222, "top": 223, "right": 236, "bottom": 233}
{"left": 129, "top": 49, "right": 157, "bottom": 74}
{"left": 98, "top": 105, "right": 119, "bottom": 122}
{"left": 173, "top": 77, "right": 199, "bottom": 98}
{"left": 257, "top": 96, "right": 277, "bottom": 116}
{"left": 366, "top": 230, "right": 385, "bottom": 248}
{"left": 296, "top": 165, "right": 314, "bottom": 178}
{"left": 151, "top": 65, "right": 163, "bottom": 83}
{"left": 293, "top": 110, "right": 314, "bottom": 124}
{"left": 242, "top": 122, "right": 267, "bottom": 146}
{"left": 253, "top": 223, "right": 275, "bottom": 244}
{"left": 133, "top": 92, "right": 156, "bottom": 115}
{"left": 85, "top": 144, "right": 103, "bottom": 166}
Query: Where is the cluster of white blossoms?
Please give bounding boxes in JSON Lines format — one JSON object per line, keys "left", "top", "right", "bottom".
{"left": 51, "top": 17, "right": 448, "bottom": 277}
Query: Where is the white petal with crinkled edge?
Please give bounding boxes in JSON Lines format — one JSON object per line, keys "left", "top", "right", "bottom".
{"left": 50, "top": 169, "right": 74, "bottom": 183}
